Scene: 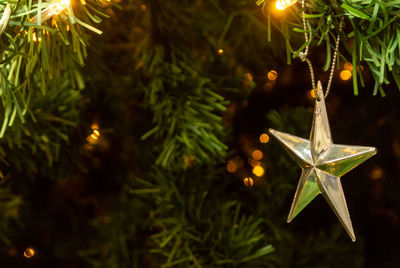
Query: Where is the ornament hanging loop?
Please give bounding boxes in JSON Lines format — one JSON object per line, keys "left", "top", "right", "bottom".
{"left": 298, "top": 0, "right": 344, "bottom": 100}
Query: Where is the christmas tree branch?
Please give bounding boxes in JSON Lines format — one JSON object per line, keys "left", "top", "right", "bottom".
{"left": 258, "top": 0, "right": 400, "bottom": 95}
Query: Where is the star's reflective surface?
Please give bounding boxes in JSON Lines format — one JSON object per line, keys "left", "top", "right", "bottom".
{"left": 269, "top": 81, "right": 376, "bottom": 241}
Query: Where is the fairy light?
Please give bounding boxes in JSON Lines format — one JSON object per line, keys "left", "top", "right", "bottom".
{"left": 87, "top": 123, "right": 101, "bottom": 145}
{"left": 32, "top": 32, "right": 42, "bottom": 42}
{"left": 275, "top": 0, "right": 297, "bottom": 10}
{"left": 226, "top": 160, "right": 238, "bottom": 173}
{"left": 252, "top": 166, "right": 265, "bottom": 177}
{"left": 91, "top": 122, "right": 99, "bottom": 130}
{"left": 217, "top": 49, "right": 224, "bottom": 56}
{"left": 267, "top": 70, "right": 278, "bottom": 81}
{"left": 259, "top": 133, "right": 270, "bottom": 143}
{"left": 344, "top": 62, "right": 353, "bottom": 71}
{"left": 31, "top": 0, "right": 70, "bottom": 23}
{"left": 90, "top": 129, "right": 100, "bottom": 140}
{"left": 251, "top": 150, "right": 263, "bottom": 160}
{"left": 340, "top": 70, "right": 352, "bottom": 81}
{"left": 23, "top": 247, "right": 35, "bottom": 258}
{"left": 307, "top": 89, "right": 316, "bottom": 99}
{"left": 243, "top": 177, "right": 254, "bottom": 187}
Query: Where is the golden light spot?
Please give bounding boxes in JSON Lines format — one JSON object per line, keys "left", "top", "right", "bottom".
{"left": 252, "top": 166, "right": 265, "bottom": 177}
{"left": 90, "top": 129, "right": 100, "bottom": 140}
{"left": 91, "top": 122, "right": 99, "bottom": 130}
{"left": 24, "top": 247, "right": 35, "bottom": 258}
{"left": 140, "top": 4, "right": 147, "bottom": 11}
{"left": 276, "top": 0, "right": 297, "bottom": 10}
{"left": 267, "top": 70, "right": 278, "bottom": 81}
{"left": 344, "top": 62, "right": 353, "bottom": 71}
{"left": 340, "top": 70, "right": 352, "bottom": 81}
{"left": 259, "top": 133, "right": 270, "bottom": 143}
{"left": 243, "top": 177, "right": 254, "bottom": 187}
{"left": 32, "top": 32, "right": 37, "bottom": 42}
{"left": 66, "top": 25, "right": 70, "bottom": 31}
{"left": 87, "top": 129, "right": 101, "bottom": 145}
{"left": 226, "top": 160, "right": 238, "bottom": 173}
{"left": 252, "top": 150, "right": 263, "bottom": 160}
{"left": 217, "top": 49, "right": 224, "bottom": 56}
{"left": 371, "top": 166, "right": 383, "bottom": 180}
{"left": 48, "top": 0, "right": 70, "bottom": 16}
{"left": 307, "top": 89, "right": 316, "bottom": 99}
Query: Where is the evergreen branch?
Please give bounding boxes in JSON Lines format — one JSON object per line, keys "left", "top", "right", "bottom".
{"left": 258, "top": 0, "right": 400, "bottom": 95}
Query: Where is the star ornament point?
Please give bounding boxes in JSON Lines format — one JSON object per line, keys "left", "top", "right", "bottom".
{"left": 269, "top": 81, "right": 376, "bottom": 242}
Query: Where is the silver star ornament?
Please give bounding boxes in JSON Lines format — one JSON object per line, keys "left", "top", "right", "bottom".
{"left": 269, "top": 81, "right": 376, "bottom": 241}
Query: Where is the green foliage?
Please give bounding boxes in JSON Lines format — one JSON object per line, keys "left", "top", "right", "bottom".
{"left": 135, "top": 168, "right": 274, "bottom": 267}
{"left": 0, "top": 0, "right": 377, "bottom": 267}
{"left": 257, "top": 0, "right": 400, "bottom": 95}
{"left": 0, "top": 0, "right": 111, "bottom": 146}
{"left": 0, "top": 186, "right": 22, "bottom": 246}
{"left": 0, "top": 79, "right": 81, "bottom": 176}
{"left": 141, "top": 46, "right": 229, "bottom": 168}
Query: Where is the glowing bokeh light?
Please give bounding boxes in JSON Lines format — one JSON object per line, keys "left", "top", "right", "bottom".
{"left": 276, "top": 0, "right": 297, "bottom": 10}
{"left": 259, "top": 133, "right": 270, "bottom": 143}
{"left": 252, "top": 150, "right": 263, "bottom": 160}
{"left": 24, "top": 247, "right": 35, "bottom": 259}
{"left": 226, "top": 160, "right": 238, "bottom": 173}
{"left": 340, "top": 70, "right": 352, "bottom": 81}
{"left": 252, "top": 166, "right": 265, "bottom": 177}
{"left": 243, "top": 177, "right": 254, "bottom": 187}
{"left": 267, "top": 70, "right": 278, "bottom": 81}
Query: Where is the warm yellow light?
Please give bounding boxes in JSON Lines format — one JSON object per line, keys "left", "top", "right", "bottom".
{"left": 252, "top": 166, "right": 265, "bottom": 177}
{"left": 344, "top": 62, "right": 353, "bottom": 71}
{"left": 259, "top": 133, "right": 270, "bottom": 143}
{"left": 24, "top": 247, "right": 35, "bottom": 258}
{"left": 276, "top": 0, "right": 297, "bottom": 10}
{"left": 252, "top": 150, "right": 263, "bottom": 160}
{"left": 308, "top": 89, "right": 316, "bottom": 99}
{"left": 31, "top": 0, "right": 70, "bottom": 23}
{"left": 48, "top": 0, "right": 70, "bottom": 15}
{"left": 340, "top": 70, "right": 352, "bottom": 81}
{"left": 267, "top": 70, "right": 278, "bottom": 81}
{"left": 90, "top": 129, "right": 100, "bottom": 140}
{"left": 140, "top": 4, "right": 147, "bottom": 11}
{"left": 226, "top": 160, "right": 238, "bottom": 173}
{"left": 32, "top": 32, "right": 37, "bottom": 42}
{"left": 91, "top": 122, "right": 99, "bottom": 130}
{"left": 243, "top": 177, "right": 254, "bottom": 187}
{"left": 217, "top": 49, "right": 224, "bottom": 56}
